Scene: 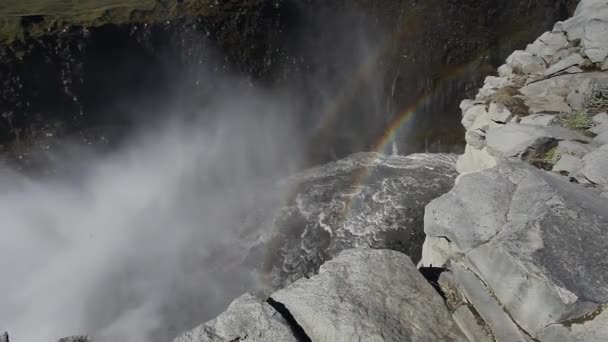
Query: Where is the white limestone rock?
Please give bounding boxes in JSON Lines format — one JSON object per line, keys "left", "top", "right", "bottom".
{"left": 552, "top": 154, "right": 583, "bottom": 174}
{"left": 556, "top": 139, "right": 597, "bottom": 158}
{"left": 271, "top": 249, "right": 468, "bottom": 342}
{"left": 506, "top": 50, "right": 546, "bottom": 75}
{"left": 581, "top": 144, "right": 608, "bottom": 186}
{"left": 523, "top": 95, "right": 571, "bottom": 114}
{"left": 462, "top": 104, "right": 488, "bottom": 130}
{"left": 173, "top": 294, "right": 297, "bottom": 342}
{"left": 520, "top": 72, "right": 608, "bottom": 98}
{"left": 486, "top": 123, "right": 590, "bottom": 158}
{"left": 526, "top": 31, "right": 569, "bottom": 63}
{"left": 456, "top": 145, "right": 499, "bottom": 175}
{"left": 519, "top": 114, "right": 555, "bottom": 126}
{"left": 424, "top": 161, "right": 608, "bottom": 339}
{"left": 544, "top": 53, "right": 586, "bottom": 75}
{"left": 488, "top": 102, "right": 513, "bottom": 123}
{"left": 582, "top": 19, "right": 608, "bottom": 63}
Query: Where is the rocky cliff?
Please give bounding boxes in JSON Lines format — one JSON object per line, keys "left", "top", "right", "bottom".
{"left": 169, "top": 1, "right": 608, "bottom": 341}
{"left": 0, "top": 0, "right": 578, "bottom": 167}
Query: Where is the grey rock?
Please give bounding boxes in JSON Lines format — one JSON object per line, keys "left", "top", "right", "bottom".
{"left": 488, "top": 102, "right": 513, "bottom": 123}
{"left": 0, "top": 332, "right": 8, "bottom": 342}
{"left": 566, "top": 90, "right": 586, "bottom": 110}
{"left": 485, "top": 123, "right": 589, "bottom": 158}
{"left": 456, "top": 145, "right": 499, "bottom": 175}
{"left": 452, "top": 306, "right": 494, "bottom": 342}
{"left": 519, "top": 114, "right": 555, "bottom": 126}
{"left": 523, "top": 95, "right": 571, "bottom": 114}
{"left": 581, "top": 144, "right": 608, "bottom": 186}
{"left": 506, "top": 50, "right": 546, "bottom": 75}
{"left": 538, "top": 305, "right": 608, "bottom": 342}
{"left": 447, "top": 264, "right": 530, "bottom": 342}
{"left": 460, "top": 99, "right": 476, "bottom": 113}
{"left": 271, "top": 249, "right": 468, "bottom": 342}
{"left": 526, "top": 31, "right": 569, "bottom": 63}
{"left": 424, "top": 161, "right": 608, "bottom": 338}
{"left": 544, "top": 53, "right": 585, "bottom": 75}
{"left": 582, "top": 19, "right": 608, "bottom": 63}
{"left": 462, "top": 105, "right": 488, "bottom": 130}
{"left": 556, "top": 139, "right": 597, "bottom": 157}
{"left": 552, "top": 154, "right": 583, "bottom": 174}
{"left": 563, "top": 0, "right": 608, "bottom": 41}
{"left": 497, "top": 64, "right": 513, "bottom": 77}
{"left": 603, "top": 58, "right": 608, "bottom": 70}
{"left": 264, "top": 152, "right": 459, "bottom": 288}
{"left": 520, "top": 72, "right": 608, "bottom": 98}
{"left": 465, "top": 130, "right": 487, "bottom": 149}
{"left": 591, "top": 112, "right": 608, "bottom": 134}
{"left": 173, "top": 294, "right": 297, "bottom": 342}
{"left": 594, "top": 131, "right": 608, "bottom": 144}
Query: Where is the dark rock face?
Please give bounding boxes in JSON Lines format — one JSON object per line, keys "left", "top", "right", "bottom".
{"left": 0, "top": 0, "right": 578, "bottom": 166}
{"left": 259, "top": 152, "right": 458, "bottom": 288}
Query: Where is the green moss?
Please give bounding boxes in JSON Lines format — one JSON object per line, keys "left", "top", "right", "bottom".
{"left": 553, "top": 110, "right": 594, "bottom": 130}
{"left": 583, "top": 85, "right": 608, "bottom": 114}
{"left": 543, "top": 146, "right": 560, "bottom": 164}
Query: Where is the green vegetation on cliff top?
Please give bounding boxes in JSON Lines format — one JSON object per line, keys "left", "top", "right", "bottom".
{"left": 0, "top": 0, "right": 248, "bottom": 42}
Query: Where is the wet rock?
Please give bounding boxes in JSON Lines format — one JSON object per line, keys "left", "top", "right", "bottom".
{"left": 173, "top": 294, "right": 297, "bottom": 342}
{"left": 264, "top": 152, "right": 458, "bottom": 288}
{"left": 424, "top": 161, "right": 608, "bottom": 339}
{"left": 271, "top": 249, "right": 467, "bottom": 342}
{"left": 462, "top": 105, "right": 488, "bottom": 130}
{"left": 465, "top": 130, "right": 487, "bottom": 149}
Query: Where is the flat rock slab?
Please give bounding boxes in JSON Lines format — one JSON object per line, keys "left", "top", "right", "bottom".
{"left": 486, "top": 123, "right": 590, "bottom": 158}
{"left": 424, "top": 161, "right": 608, "bottom": 339}
{"left": 173, "top": 294, "right": 297, "bottom": 342}
{"left": 271, "top": 249, "right": 467, "bottom": 342}
{"left": 263, "top": 152, "right": 458, "bottom": 288}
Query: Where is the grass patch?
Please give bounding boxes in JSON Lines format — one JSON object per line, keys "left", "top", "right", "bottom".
{"left": 553, "top": 110, "right": 594, "bottom": 130}
{"left": 583, "top": 85, "right": 608, "bottom": 114}
{"left": 486, "top": 86, "right": 530, "bottom": 116}
{"left": 0, "top": 0, "right": 256, "bottom": 42}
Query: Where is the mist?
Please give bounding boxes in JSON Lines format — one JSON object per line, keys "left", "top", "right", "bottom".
{"left": 0, "top": 7, "right": 389, "bottom": 341}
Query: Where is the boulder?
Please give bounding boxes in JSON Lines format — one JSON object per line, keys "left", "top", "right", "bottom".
{"left": 590, "top": 112, "right": 608, "bottom": 134}
{"left": 519, "top": 114, "right": 555, "bottom": 126}
{"left": 485, "top": 123, "right": 590, "bottom": 158}
{"left": 552, "top": 154, "right": 583, "bottom": 174}
{"left": 462, "top": 105, "right": 488, "bottom": 130}
{"left": 423, "top": 161, "right": 608, "bottom": 339}
{"left": 465, "top": 130, "right": 487, "bottom": 149}
{"left": 0, "top": 332, "right": 8, "bottom": 342}
{"left": 556, "top": 139, "right": 597, "bottom": 157}
{"left": 506, "top": 50, "right": 546, "bottom": 75}
{"left": 582, "top": 19, "right": 608, "bottom": 63}
{"left": 270, "top": 249, "right": 468, "bottom": 342}
{"left": 526, "top": 31, "right": 569, "bottom": 62}
{"left": 456, "top": 145, "right": 499, "bottom": 175}
{"left": 173, "top": 294, "right": 297, "bottom": 342}
{"left": 520, "top": 72, "right": 608, "bottom": 98}
{"left": 488, "top": 102, "right": 513, "bottom": 123}
{"left": 523, "top": 95, "right": 571, "bottom": 114}
{"left": 544, "top": 53, "right": 586, "bottom": 75}
{"left": 594, "top": 131, "right": 608, "bottom": 144}
{"left": 563, "top": 0, "right": 608, "bottom": 41}
{"left": 497, "top": 64, "right": 513, "bottom": 77}
{"left": 263, "top": 152, "right": 458, "bottom": 288}
{"left": 581, "top": 144, "right": 608, "bottom": 186}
